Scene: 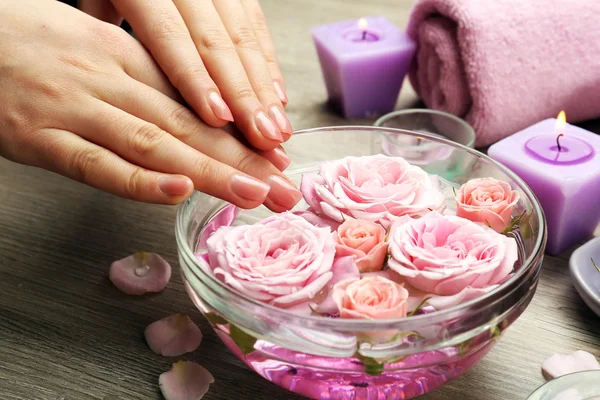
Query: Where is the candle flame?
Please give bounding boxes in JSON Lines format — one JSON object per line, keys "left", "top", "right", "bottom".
{"left": 358, "top": 18, "right": 368, "bottom": 31}
{"left": 555, "top": 110, "right": 566, "bottom": 132}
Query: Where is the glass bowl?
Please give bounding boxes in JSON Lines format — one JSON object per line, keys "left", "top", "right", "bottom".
{"left": 175, "top": 127, "right": 547, "bottom": 400}
{"left": 374, "top": 109, "right": 476, "bottom": 181}
{"left": 526, "top": 371, "right": 600, "bottom": 400}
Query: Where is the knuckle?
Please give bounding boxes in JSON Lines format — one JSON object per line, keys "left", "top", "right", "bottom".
{"left": 151, "top": 15, "right": 188, "bottom": 42}
{"left": 230, "top": 26, "right": 260, "bottom": 51}
{"left": 255, "top": 81, "right": 278, "bottom": 97}
{"left": 167, "top": 106, "right": 197, "bottom": 139}
{"left": 198, "top": 28, "right": 232, "bottom": 52}
{"left": 71, "top": 147, "right": 104, "bottom": 183}
{"left": 191, "top": 155, "right": 212, "bottom": 181}
{"left": 128, "top": 123, "right": 167, "bottom": 157}
{"left": 231, "top": 81, "right": 256, "bottom": 100}
{"left": 234, "top": 149, "right": 264, "bottom": 173}
{"left": 125, "top": 167, "right": 146, "bottom": 200}
{"left": 172, "top": 64, "right": 210, "bottom": 89}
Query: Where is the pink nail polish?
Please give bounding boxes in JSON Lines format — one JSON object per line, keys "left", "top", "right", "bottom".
{"left": 269, "top": 147, "right": 291, "bottom": 171}
{"left": 255, "top": 111, "right": 283, "bottom": 141}
{"left": 159, "top": 176, "right": 193, "bottom": 197}
{"left": 274, "top": 81, "right": 288, "bottom": 105}
{"left": 208, "top": 92, "right": 234, "bottom": 122}
{"left": 268, "top": 106, "right": 293, "bottom": 136}
{"left": 266, "top": 175, "right": 302, "bottom": 209}
{"left": 231, "top": 174, "right": 270, "bottom": 201}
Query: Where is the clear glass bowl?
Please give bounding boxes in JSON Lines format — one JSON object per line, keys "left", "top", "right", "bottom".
{"left": 526, "top": 371, "right": 600, "bottom": 400}
{"left": 175, "top": 127, "right": 547, "bottom": 400}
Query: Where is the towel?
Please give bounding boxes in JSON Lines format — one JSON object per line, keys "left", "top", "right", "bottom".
{"left": 406, "top": 0, "right": 600, "bottom": 146}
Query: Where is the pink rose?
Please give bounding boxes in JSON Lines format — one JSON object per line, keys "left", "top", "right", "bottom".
{"left": 205, "top": 212, "right": 335, "bottom": 308}
{"left": 332, "top": 277, "right": 409, "bottom": 320}
{"left": 388, "top": 212, "right": 518, "bottom": 309}
{"left": 300, "top": 155, "right": 446, "bottom": 227}
{"left": 455, "top": 177, "right": 520, "bottom": 233}
{"left": 335, "top": 218, "right": 388, "bottom": 273}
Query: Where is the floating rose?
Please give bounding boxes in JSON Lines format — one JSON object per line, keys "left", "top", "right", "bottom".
{"left": 109, "top": 252, "right": 171, "bottom": 295}
{"left": 300, "top": 155, "right": 445, "bottom": 227}
{"left": 335, "top": 218, "right": 388, "bottom": 273}
{"left": 144, "top": 314, "right": 202, "bottom": 357}
{"left": 205, "top": 212, "right": 336, "bottom": 309}
{"left": 388, "top": 212, "right": 518, "bottom": 309}
{"left": 455, "top": 177, "right": 520, "bottom": 233}
{"left": 159, "top": 361, "right": 214, "bottom": 400}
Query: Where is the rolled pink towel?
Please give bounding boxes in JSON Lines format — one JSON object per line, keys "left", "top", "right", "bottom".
{"left": 407, "top": 0, "right": 600, "bottom": 146}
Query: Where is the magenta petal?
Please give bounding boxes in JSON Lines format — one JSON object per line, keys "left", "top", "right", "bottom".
{"left": 159, "top": 361, "right": 214, "bottom": 400}
{"left": 313, "top": 256, "right": 360, "bottom": 314}
{"left": 541, "top": 351, "right": 600, "bottom": 380}
{"left": 109, "top": 252, "right": 171, "bottom": 295}
{"left": 144, "top": 314, "right": 202, "bottom": 357}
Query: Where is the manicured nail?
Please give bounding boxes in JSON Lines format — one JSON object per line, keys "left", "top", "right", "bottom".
{"left": 274, "top": 81, "right": 288, "bottom": 105}
{"left": 208, "top": 91, "right": 234, "bottom": 122}
{"left": 230, "top": 174, "right": 270, "bottom": 201}
{"left": 268, "top": 106, "right": 293, "bottom": 136}
{"left": 270, "top": 147, "right": 291, "bottom": 171}
{"left": 255, "top": 111, "right": 283, "bottom": 141}
{"left": 159, "top": 176, "right": 193, "bottom": 197}
{"left": 266, "top": 175, "right": 302, "bottom": 209}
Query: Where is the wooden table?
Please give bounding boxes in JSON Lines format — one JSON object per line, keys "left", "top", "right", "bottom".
{"left": 1, "top": 0, "right": 599, "bottom": 399}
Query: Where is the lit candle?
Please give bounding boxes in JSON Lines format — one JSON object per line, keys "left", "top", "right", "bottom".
{"left": 488, "top": 111, "right": 600, "bottom": 255}
{"left": 311, "top": 16, "right": 416, "bottom": 119}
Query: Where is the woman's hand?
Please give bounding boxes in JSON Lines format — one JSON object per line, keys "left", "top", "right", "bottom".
{"left": 80, "top": 0, "right": 291, "bottom": 151}
{"left": 0, "top": 0, "right": 300, "bottom": 211}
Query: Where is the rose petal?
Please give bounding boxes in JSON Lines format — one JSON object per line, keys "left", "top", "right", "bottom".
{"left": 312, "top": 256, "right": 360, "bottom": 314}
{"left": 293, "top": 210, "right": 341, "bottom": 231}
{"left": 541, "top": 351, "right": 600, "bottom": 380}
{"left": 109, "top": 252, "right": 171, "bottom": 295}
{"left": 300, "top": 174, "right": 327, "bottom": 212}
{"left": 406, "top": 284, "right": 497, "bottom": 311}
{"left": 198, "top": 204, "right": 240, "bottom": 249}
{"left": 144, "top": 314, "right": 202, "bottom": 357}
{"left": 159, "top": 361, "right": 214, "bottom": 400}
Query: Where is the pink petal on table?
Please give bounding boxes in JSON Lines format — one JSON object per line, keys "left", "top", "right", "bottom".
{"left": 109, "top": 252, "right": 171, "bottom": 295}
{"left": 541, "top": 350, "right": 600, "bottom": 380}
{"left": 159, "top": 361, "right": 214, "bottom": 400}
{"left": 145, "top": 314, "right": 202, "bottom": 357}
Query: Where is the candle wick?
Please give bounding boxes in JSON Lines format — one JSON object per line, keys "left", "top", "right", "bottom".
{"left": 361, "top": 30, "right": 367, "bottom": 41}
{"left": 556, "top": 133, "right": 564, "bottom": 152}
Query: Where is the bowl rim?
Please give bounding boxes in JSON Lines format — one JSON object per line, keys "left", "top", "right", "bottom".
{"left": 374, "top": 108, "right": 476, "bottom": 148}
{"left": 526, "top": 370, "right": 600, "bottom": 399}
{"left": 175, "top": 125, "right": 547, "bottom": 329}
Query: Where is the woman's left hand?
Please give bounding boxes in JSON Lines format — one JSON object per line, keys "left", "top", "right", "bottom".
{"left": 80, "top": 0, "right": 291, "bottom": 152}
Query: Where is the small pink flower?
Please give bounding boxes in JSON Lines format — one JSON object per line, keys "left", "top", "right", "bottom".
{"left": 109, "top": 252, "right": 171, "bottom": 295}
{"left": 332, "top": 277, "right": 409, "bottom": 320}
{"left": 388, "top": 212, "right": 518, "bottom": 308}
{"left": 144, "top": 314, "right": 202, "bottom": 357}
{"left": 311, "top": 256, "right": 360, "bottom": 315}
{"left": 335, "top": 218, "right": 388, "bottom": 273}
{"left": 205, "top": 212, "right": 335, "bottom": 309}
{"left": 455, "top": 177, "right": 520, "bottom": 233}
{"left": 300, "top": 155, "right": 445, "bottom": 227}
{"left": 159, "top": 361, "right": 214, "bottom": 400}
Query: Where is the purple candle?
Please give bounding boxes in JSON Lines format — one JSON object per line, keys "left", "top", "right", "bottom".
{"left": 311, "top": 16, "right": 416, "bottom": 119}
{"left": 488, "top": 112, "right": 600, "bottom": 255}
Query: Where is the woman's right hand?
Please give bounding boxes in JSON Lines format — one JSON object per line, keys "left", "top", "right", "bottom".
{"left": 0, "top": 0, "right": 301, "bottom": 211}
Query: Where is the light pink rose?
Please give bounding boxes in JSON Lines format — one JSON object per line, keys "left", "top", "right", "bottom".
{"left": 311, "top": 256, "right": 360, "bottom": 315}
{"left": 332, "top": 277, "right": 409, "bottom": 320}
{"left": 300, "top": 155, "right": 446, "bottom": 227}
{"left": 387, "top": 212, "right": 518, "bottom": 309}
{"left": 335, "top": 218, "right": 388, "bottom": 273}
{"left": 455, "top": 177, "right": 520, "bottom": 233}
{"left": 205, "top": 212, "right": 335, "bottom": 308}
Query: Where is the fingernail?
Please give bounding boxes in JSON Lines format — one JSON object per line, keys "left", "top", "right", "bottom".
{"left": 266, "top": 175, "right": 302, "bottom": 209}
{"left": 268, "top": 106, "right": 293, "bottom": 136}
{"left": 270, "top": 147, "right": 291, "bottom": 171}
{"left": 159, "top": 176, "right": 193, "bottom": 197}
{"left": 255, "top": 111, "right": 283, "bottom": 141}
{"left": 231, "top": 174, "right": 270, "bottom": 202}
{"left": 274, "top": 81, "right": 288, "bottom": 105}
{"left": 208, "top": 92, "right": 234, "bottom": 122}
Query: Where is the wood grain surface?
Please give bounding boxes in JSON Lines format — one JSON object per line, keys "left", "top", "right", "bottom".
{"left": 1, "top": 0, "right": 599, "bottom": 399}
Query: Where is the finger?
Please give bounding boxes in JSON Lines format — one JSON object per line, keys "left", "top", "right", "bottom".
{"left": 66, "top": 98, "right": 274, "bottom": 209}
{"left": 29, "top": 128, "right": 193, "bottom": 204}
{"left": 222, "top": 124, "right": 290, "bottom": 171}
{"left": 211, "top": 0, "right": 292, "bottom": 138}
{"left": 240, "top": 0, "right": 288, "bottom": 106}
{"left": 109, "top": 0, "right": 234, "bottom": 127}
{"left": 172, "top": 0, "right": 289, "bottom": 147}
{"left": 97, "top": 77, "right": 301, "bottom": 211}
